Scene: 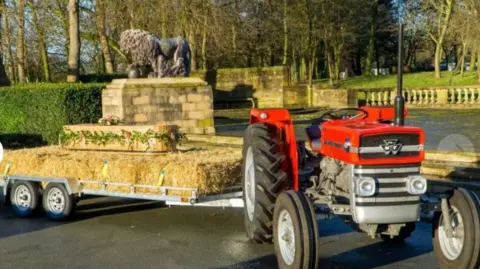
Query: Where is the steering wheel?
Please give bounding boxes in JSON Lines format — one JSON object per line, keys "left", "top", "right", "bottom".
{"left": 314, "top": 108, "right": 368, "bottom": 123}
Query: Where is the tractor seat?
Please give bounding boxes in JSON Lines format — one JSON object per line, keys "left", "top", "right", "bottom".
{"left": 306, "top": 125, "right": 321, "bottom": 140}
{"left": 306, "top": 125, "right": 321, "bottom": 150}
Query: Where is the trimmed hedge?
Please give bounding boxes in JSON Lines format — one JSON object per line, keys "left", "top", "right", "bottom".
{"left": 0, "top": 83, "right": 105, "bottom": 146}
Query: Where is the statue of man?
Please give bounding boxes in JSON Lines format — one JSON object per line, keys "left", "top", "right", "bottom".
{"left": 120, "top": 29, "right": 191, "bottom": 78}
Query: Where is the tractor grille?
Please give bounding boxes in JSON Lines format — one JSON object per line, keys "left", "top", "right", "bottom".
{"left": 353, "top": 163, "right": 421, "bottom": 207}
{"left": 358, "top": 133, "right": 421, "bottom": 159}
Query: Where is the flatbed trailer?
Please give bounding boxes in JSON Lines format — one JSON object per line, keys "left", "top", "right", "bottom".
{"left": 0, "top": 174, "right": 244, "bottom": 220}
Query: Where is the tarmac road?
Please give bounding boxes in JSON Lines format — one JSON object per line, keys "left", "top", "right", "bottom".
{"left": 0, "top": 196, "right": 441, "bottom": 269}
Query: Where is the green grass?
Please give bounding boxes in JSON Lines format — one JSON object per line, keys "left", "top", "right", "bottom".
{"left": 315, "top": 71, "right": 479, "bottom": 89}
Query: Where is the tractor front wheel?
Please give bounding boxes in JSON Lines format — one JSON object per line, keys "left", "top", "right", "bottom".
{"left": 242, "top": 123, "right": 287, "bottom": 243}
{"left": 273, "top": 190, "right": 320, "bottom": 269}
{"left": 433, "top": 189, "right": 480, "bottom": 269}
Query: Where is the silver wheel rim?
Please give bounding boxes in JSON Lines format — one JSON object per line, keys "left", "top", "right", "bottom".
{"left": 14, "top": 185, "right": 32, "bottom": 211}
{"left": 278, "top": 209, "right": 295, "bottom": 265}
{"left": 47, "top": 187, "right": 66, "bottom": 214}
{"left": 439, "top": 205, "right": 465, "bottom": 260}
{"left": 245, "top": 146, "right": 255, "bottom": 222}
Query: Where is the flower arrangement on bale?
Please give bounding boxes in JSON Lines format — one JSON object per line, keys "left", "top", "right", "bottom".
{"left": 98, "top": 116, "right": 121, "bottom": 126}
{"left": 59, "top": 126, "right": 186, "bottom": 152}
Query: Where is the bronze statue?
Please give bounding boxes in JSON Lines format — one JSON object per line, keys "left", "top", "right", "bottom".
{"left": 120, "top": 29, "right": 191, "bottom": 78}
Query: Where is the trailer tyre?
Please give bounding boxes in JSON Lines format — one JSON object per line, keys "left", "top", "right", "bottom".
{"left": 10, "top": 181, "right": 41, "bottom": 217}
{"left": 42, "top": 183, "right": 76, "bottom": 221}
{"left": 273, "top": 191, "right": 320, "bottom": 269}
{"left": 380, "top": 222, "right": 415, "bottom": 244}
{"left": 433, "top": 189, "right": 480, "bottom": 269}
{"left": 242, "top": 123, "right": 287, "bottom": 243}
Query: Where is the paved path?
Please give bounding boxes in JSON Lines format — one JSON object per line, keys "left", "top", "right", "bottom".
{"left": 0, "top": 196, "right": 440, "bottom": 269}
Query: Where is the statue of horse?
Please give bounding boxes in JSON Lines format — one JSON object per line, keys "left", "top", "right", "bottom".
{"left": 120, "top": 29, "right": 191, "bottom": 78}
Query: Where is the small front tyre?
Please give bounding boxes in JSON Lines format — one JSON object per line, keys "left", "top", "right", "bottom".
{"left": 273, "top": 191, "right": 320, "bottom": 269}
{"left": 42, "top": 183, "right": 76, "bottom": 221}
{"left": 433, "top": 188, "right": 480, "bottom": 269}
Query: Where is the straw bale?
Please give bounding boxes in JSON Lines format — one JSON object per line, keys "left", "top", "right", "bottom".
{"left": 1, "top": 146, "right": 242, "bottom": 196}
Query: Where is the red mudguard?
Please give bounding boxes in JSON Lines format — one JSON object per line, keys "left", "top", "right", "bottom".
{"left": 250, "top": 108, "right": 299, "bottom": 191}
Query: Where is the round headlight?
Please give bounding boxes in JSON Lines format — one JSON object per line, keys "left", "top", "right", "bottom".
{"left": 407, "top": 176, "right": 427, "bottom": 195}
{"left": 356, "top": 177, "right": 376, "bottom": 197}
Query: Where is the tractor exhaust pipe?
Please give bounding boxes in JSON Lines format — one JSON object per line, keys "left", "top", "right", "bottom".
{"left": 395, "top": 21, "right": 405, "bottom": 126}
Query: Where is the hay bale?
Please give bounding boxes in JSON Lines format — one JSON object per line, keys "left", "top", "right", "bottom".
{"left": 1, "top": 146, "right": 242, "bottom": 196}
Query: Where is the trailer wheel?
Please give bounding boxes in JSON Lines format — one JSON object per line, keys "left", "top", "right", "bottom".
{"left": 42, "top": 183, "right": 76, "bottom": 221}
{"left": 242, "top": 123, "right": 287, "bottom": 243}
{"left": 10, "top": 181, "right": 41, "bottom": 217}
{"left": 380, "top": 222, "right": 415, "bottom": 244}
{"left": 273, "top": 191, "right": 320, "bottom": 269}
{"left": 433, "top": 189, "right": 480, "bottom": 269}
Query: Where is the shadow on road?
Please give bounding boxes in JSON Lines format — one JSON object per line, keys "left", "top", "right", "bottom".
{"left": 328, "top": 240, "right": 433, "bottom": 269}
{"left": 0, "top": 196, "right": 166, "bottom": 240}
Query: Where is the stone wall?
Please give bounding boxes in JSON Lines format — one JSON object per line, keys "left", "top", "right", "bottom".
{"left": 283, "top": 85, "right": 308, "bottom": 107}
{"left": 192, "top": 66, "right": 290, "bottom": 108}
{"left": 102, "top": 77, "right": 215, "bottom": 134}
{"left": 282, "top": 85, "right": 358, "bottom": 108}
{"left": 312, "top": 86, "right": 358, "bottom": 108}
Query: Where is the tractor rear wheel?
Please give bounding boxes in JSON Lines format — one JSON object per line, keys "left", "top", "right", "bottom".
{"left": 242, "top": 123, "right": 287, "bottom": 243}
{"left": 273, "top": 190, "right": 320, "bottom": 269}
{"left": 433, "top": 189, "right": 480, "bottom": 269}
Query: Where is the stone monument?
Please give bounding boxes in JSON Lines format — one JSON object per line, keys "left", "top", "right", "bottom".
{"left": 119, "top": 29, "right": 191, "bottom": 78}
{"left": 61, "top": 30, "right": 214, "bottom": 153}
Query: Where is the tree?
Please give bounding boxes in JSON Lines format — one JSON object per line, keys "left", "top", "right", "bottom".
{"left": 365, "top": 0, "right": 379, "bottom": 77}
{"left": 1, "top": 0, "right": 12, "bottom": 83}
{"left": 0, "top": 0, "right": 9, "bottom": 85}
{"left": 67, "top": 0, "right": 80, "bottom": 82}
{"left": 95, "top": 0, "right": 113, "bottom": 73}
{"left": 15, "top": 0, "right": 26, "bottom": 83}
{"left": 424, "top": 0, "right": 455, "bottom": 78}
{"left": 29, "top": 0, "right": 51, "bottom": 81}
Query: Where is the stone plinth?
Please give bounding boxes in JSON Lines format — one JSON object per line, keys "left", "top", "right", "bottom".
{"left": 102, "top": 77, "right": 215, "bottom": 135}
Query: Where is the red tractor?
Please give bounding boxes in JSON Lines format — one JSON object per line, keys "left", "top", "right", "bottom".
{"left": 241, "top": 23, "right": 480, "bottom": 268}
{"left": 242, "top": 105, "right": 480, "bottom": 269}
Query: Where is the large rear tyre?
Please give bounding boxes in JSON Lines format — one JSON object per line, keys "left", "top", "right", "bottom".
{"left": 10, "top": 180, "right": 41, "bottom": 217}
{"left": 380, "top": 222, "right": 415, "bottom": 244}
{"left": 242, "top": 123, "right": 287, "bottom": 243}
{"left": 433, "top": 189, "right": 480, "bottom": 269}
{"left": 273, "top": 191, "right": 320, "bottom": 269}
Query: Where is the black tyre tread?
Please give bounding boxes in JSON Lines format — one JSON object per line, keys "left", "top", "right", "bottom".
{"left": 456, "top": 188, "right": 480, "bottom": 269}
{"left": 273, "top": 191, "right": 318, "bottom": 269}
{"left": 288, "top": 191, "right": 319, "bottom": 269}
{"left": 243, "top": 123, "right": 288, "bottom": 243}
{"left": 380, "top": 222, "right": 415, "bottom": 244}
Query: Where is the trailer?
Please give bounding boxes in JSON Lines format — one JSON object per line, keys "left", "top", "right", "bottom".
{"left": 1, "top": 174, "right": 244, "bottom": 221}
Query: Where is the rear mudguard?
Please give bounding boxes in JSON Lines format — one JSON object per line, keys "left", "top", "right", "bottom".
{"left": 249, "top": 108, "right": 299, "bottom": 191}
